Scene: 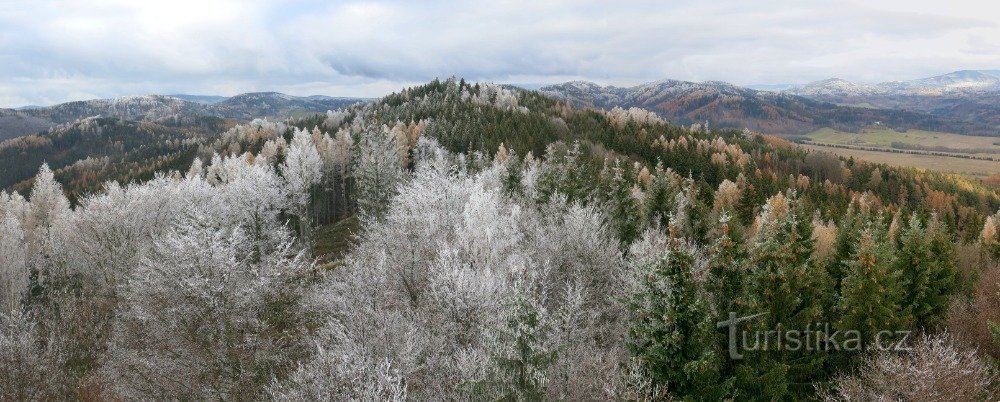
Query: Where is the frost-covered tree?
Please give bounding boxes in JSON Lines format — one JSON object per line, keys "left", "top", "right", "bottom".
{"left": 625, "top": 237, "right": 727, "bottom": 399}
{"left": 0, "top": 213, "right": 27, "bottom": 313}
{"left": 276, "top": 146, "right": 627, "bottom": 400}
{"left": 0, "top": 312, "right": 57, "bottom": 400}
{"left": 282, "top": 128, "right": 323, "bottom": 245}
{"left": 824, "top": 334, "right": 996, "bottom": 401}
{"left": 104, "top": 210, "right": 312, "bottom": 400}
{"left": 24, "top": 164, "right": 72, "bottom": 277}
{"left": 353, "top": 127, "right": 403, "bottom": 218}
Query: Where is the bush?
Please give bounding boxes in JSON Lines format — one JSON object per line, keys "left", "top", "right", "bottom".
{"left": 823, "top": 334, "right": 997, "bottom": 401}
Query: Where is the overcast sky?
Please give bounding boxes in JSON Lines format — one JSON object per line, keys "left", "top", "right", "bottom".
{"left": 1, "top": 0, "right": 999, "bottom": 107}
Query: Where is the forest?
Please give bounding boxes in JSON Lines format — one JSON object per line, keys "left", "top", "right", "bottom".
{"left": 2, "top": 78, "right": 1000, "bottom": 400}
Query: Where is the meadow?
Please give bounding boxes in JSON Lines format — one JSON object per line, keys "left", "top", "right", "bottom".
{"left": 803, "top": 127, "right": 1000, "bottom": 158}
{"left": 800, "top": 143, "right": 1000, "bottom": 178}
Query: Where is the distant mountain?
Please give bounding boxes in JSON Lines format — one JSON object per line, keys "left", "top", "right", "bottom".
{"left": 0, "top": 93, "right": 371, "bottom": 140}
{"left": 540, "top": 79, "right": 994, "bottom": 135}
{"left": 204, "top": 92, "right": 368, "bottom": 120}
{"left": 786, "top": 70, "right": 1000, "bottom": 128}
{"left": 786, "top": 78, "right": 884, "bottom": 99}
{"left": 746, "top": 83, "right": 796, "bottom": 91}
{"left": 0, "top": 109, "right": 57, "bottom": 141}
{"left": 168, "top": 94, "right": 229, "bottom": 104}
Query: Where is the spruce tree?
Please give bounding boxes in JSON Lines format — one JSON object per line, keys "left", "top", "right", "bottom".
{"left": 742, "top": 192, "right": 830, "bottom": 397}
{"left": 908, "top": 214, "right": 956, "bottom": 328}
{"left": 836, "top": 220, "right": 908, "bottom": 345}
{"left": 625, "top": 238, "right": 728, "bottom": 399}
{"left": 706, "top": 212, "right": 749, "bottom": 317}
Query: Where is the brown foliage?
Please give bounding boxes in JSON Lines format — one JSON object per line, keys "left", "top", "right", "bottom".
{"left": 824, "top": 334, "right": 997, "bottom": 401}
{"left": 947, "top": 254, "right": 1000, "bottom": 359}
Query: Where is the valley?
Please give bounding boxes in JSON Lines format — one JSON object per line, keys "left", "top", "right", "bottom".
{"left": 789, "top": 127, "right": 1000, "bottom": 179}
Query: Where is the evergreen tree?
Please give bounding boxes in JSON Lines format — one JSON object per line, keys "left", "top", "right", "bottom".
{"left": 625, "top": 238, "right": 728, "bottom": 399}
{"left": 908, "top": 214, "right": 956, "bottom": 328}
{"left": 742, "top": 192, "right": 830, "bottom": 397}
{"left": 836, "top": 220, "right": 908, "bottom": 345}
{"left": 827, "top": 201, "right": 867, "bottom": 293}
{"left": 601, "top": 161, "right": 643, "bottom": 245}
{"left": 471, "top": 295, "right": 558, "bottom": 401}
{"left": 706, "top": 212, "right": 749, "bottom": 316}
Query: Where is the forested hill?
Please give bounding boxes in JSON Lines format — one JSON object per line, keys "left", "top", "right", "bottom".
{"left": 302, "top": 78, "right": 999, "bottom": 241}
{"left": 540, "top": 79, "right": 998, "bottom": 136}
{"left": 0, "top": 93, "right": 369, "bottom": 141}
{"left": 4, "top": 77, "right": 1000, "bottom": 400}
{"left": 5, "top": 78, "right": 999, "bottom": 238}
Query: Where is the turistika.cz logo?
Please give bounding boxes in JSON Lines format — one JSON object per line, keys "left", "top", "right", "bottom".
{"left": 716, "top": 312, "right": 912, "bottom": 360}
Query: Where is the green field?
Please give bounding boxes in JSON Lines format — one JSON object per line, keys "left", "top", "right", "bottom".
{"left": 801, "top": 127, "right": 1000, "bottom": 158}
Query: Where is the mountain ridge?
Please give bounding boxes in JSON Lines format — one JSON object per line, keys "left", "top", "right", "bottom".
{"left": 540, "top": 78, "right": 995, "bottom": 136}
{"left": 785, "top": 70, "right": 1000, "bottom": 128}
{"left": 0, "top": 92, "right": 372, "bottom": 141}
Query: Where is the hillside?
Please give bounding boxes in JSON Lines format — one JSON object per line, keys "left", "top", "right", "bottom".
{"left": 4, "top": 78, "right": 1000, "bottom": 400}
{"left": 0, "top": 93, "right": 370, "bottom": 141}
{"left": 539, "top": 79, "right": 994, "bottom": 136}
{"left": 203, "top": 92, "right": 365, "bottom": 120}
{"left": 9, "top": 0, "right": 1000, "bottom": 399}
{"left": 0, "top": 116, "right": 229, "bottom": 198}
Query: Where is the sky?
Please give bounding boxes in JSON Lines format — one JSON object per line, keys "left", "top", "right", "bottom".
{"left": 1, "top": 0, "right": 999, "bottom": 107}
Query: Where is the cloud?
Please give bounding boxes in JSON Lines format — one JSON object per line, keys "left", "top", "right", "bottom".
{"left": 1, "top": 0, "right": 999, "bottom": 107}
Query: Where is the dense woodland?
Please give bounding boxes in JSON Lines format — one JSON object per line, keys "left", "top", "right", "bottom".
{"left": 2, "top": 78, "right": 1000, "bottom": 400}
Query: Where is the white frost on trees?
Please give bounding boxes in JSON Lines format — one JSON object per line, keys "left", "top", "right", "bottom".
{"left": 276, "top": 146, "right": 627, "bottom": 400}
{"left": 353, "top": 126, "right": 404, "bottom": 218}
{"left": 0, "top": 212, "right": 26, "bottom": 313}
{"left": 282, "top": 128, "right": 323, "bottom": 245}
{"left": 105, "top": 210, "right": 311, "bottom": 400}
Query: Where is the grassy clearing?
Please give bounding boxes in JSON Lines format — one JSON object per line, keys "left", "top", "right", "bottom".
{"left": 801, "top": 127, "right": 1000, "bottom": 158}
{"left": 799, "top": 143, "right": 1000, "bottom": 178}
{"left": 312, "top": 215, "right": 361, "bottom": 267}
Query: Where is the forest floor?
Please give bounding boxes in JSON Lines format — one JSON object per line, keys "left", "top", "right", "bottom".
{"left": 312, "top": 214, "right": 361, "bottom": 268}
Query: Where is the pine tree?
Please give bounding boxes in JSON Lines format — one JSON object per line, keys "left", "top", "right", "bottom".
{"left": 601, "top": 161, "right": 642, "bottom": 245}
{"left": 706, "top": 212, "right": 749, "bottom": 316}
{"left": 472, "top": 295, "right": 558, "bottom": 401}
{"left": 827, "top": 201, "right": 867, "bottom": 293}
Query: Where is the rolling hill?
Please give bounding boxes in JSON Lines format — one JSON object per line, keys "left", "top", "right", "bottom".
{"left": 539, "top": 79, "right": 995, "bottom": 135}
{"left": 0, "top": 93, "right": 371, "bottom": 141}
